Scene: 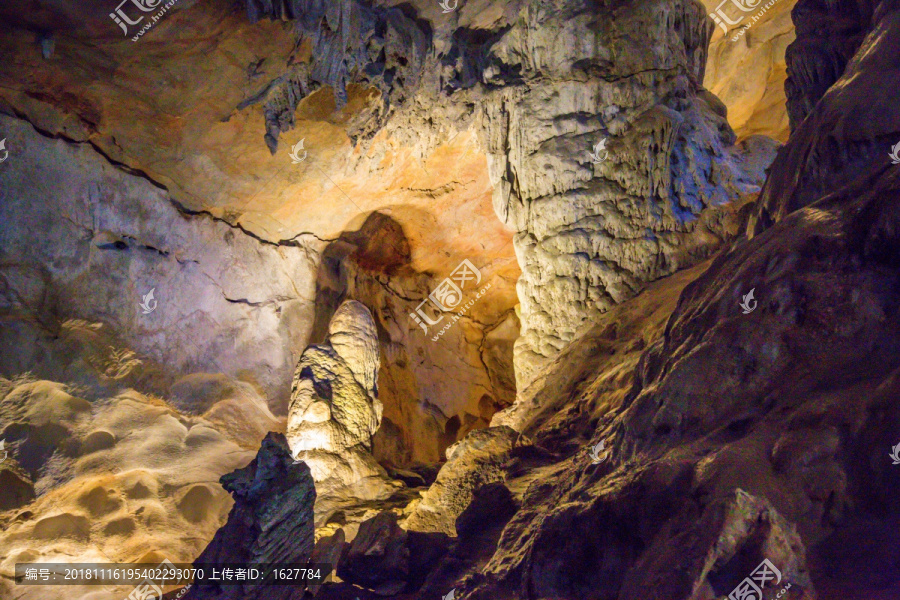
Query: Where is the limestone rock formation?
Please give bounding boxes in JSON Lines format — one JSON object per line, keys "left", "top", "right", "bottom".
{"left": 702, "top": 0, "right": 796, "bottom": 142}
{"left": 0, "top": 0, "right": 785, "bottom": 481}
{"left": 338, "top": 511, "right": 409, "bottom": 596}
{"left": 287, "top": 300, "right": 400, "bottom": 521}
{"left": 397, "top": 8, "right": 900, "bottom": 584}
{"left": 0, "top": 459, "right": 36, "bottom": 512}
{"left": 327, "top": 510, "right": 450, "bottom": 596}
{"left": 405, "top": 426, "right": 523, "bottom": 536}
{"left": 10, "top": 1, "right": 900, "bottom": 599}
{"left": 454, "top": 481, "right": 517, "bottom": 538}
{"left": 781, "top": 0, "right": 874, "bottom": 131}
{"left": 751, "top": 0, "right": 900, "bottom": 233}
{"left": 0, "top": 320, "right": 278, "bottom": 600}
{"left": 0, "top": 113, "right": 319, "bottom": 412}
{"left": 184, "top": 432, "right": 316, "bottom": 600}
{"left": 480, "top": 0, "right": 779, "bottom": 390}
{"left": 430, "top": 102, "right": 900, "bottom": 600}
{"left": 307, "top": 529, "right": 345, "bottom": 596}
{"left": 314, "top": 215, "right": 517, "bottom": 468}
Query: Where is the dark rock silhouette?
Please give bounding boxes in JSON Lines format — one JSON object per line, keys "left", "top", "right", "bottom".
{"left": 184, "top": 432, "right": 316, "bottom": 600}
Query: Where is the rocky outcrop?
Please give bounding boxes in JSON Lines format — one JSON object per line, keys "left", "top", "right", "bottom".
{"left": 478, "top": 0, "right": 779, "bottom": 389}
{"left": 751, "top": 0, "right": 900, "bottom": 233}
{"left": 14, "top": 3, "right": 900, "bottom": 600}
{"left": 307, "top": 529, "right": 345, "bottom": 596}
{"left": 0, "top": 0, "right": 521, "bottom": 470}
{"left": 0, "top": 459, "right": 35, "bottom": 512}
{"left": 338, "top": 511, "right": 409, "bottom": 596}
{"left": 314, "top": 216, "right": 517, "bottom": 467}
{"left": 329, "top": 510, "right": 450, "bottom": 596}
{"left": 437, "top": 119, "right": 900, "bottom": 600}
{"left": 0, "top": 113, "right": 319, "bottom": 412}
{"left": 241, "top": 0, "right": 430, "bottom": 153}
{"left": 702, "top": 0, "right": 796, "bottom": 142}
{"left": 0, "top": 322, "right": 277, "bottom": 600}
{"left": 405, "top": 426, "right": 523, "bottom": 536}
{"left": 782, "top": 0, "right": 873, "bottom": 130}
{"left": 454, "top": 481, "right": 517, "bottom": 538}
{"left": 0, "top": 0, "right": 785, "bottom": 482}
{"left": 286, "top": 300, "right": 400, "bottom": 521}
{"left": 184, "top": 432, "right": 316, "bottom": 600}
{"left": 230, "top": 0, "right": 780, "bottom": 396}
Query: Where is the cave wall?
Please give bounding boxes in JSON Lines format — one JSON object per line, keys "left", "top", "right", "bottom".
{"left": 0, "top": 0, "right": 792, "bottom": 424}
{"left": 0, "top": 113, "right": 320, "bottom": 412}
{"left": 310, "top": 215, "right": 516, "bottom": 466}
{"left": 0, "top": 112, "right": 517, "bottom": 466}
{"left": 751, "top": 0, "right": 900, "bottom": 233}
{"left": 476, "top": 0, "right": 779, "bottom": 391}
{"left": 702, "top": 0, "right": 796, "bottom": 142}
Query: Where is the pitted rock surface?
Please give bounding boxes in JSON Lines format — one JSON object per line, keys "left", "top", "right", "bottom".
{"left": 287, "top": 299, "right": 400, "bottom": 520}
{"left": 405, "top": 426, "right": 523, "bottom": 536}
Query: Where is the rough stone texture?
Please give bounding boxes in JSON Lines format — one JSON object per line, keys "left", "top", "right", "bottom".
{"left": 241, "top": 0, "right": 430, "bottom": 153}
{"left": 454, "top": 481, "right": 517, "bottom": 538}
{"left": 406, "top": 530, "right": 451, "bottom": 591}
{"left": 307, "top": 528, "right": 345, "bottom": 596}
{"left": 338, "top": 511, "right": 409, "bottom": 596}
{"left": 782, "top": 0, "right": 874, "bottom": 131}
{"left": 286, "top": 299, "right": 401, "bottom": 522}
{"left": 314, "top": 218, "right": 517, "bottom": 466}
{"left": 0, "top": 319, "right": 277, "bottom": 600}
{"left": 751, "top": 0, "right": 900, "bottom": 234}
{"left": 477, "top": 0, "right": 779, "bottom": 389}
{"left": 0, "top": 459, "right": 36, "bottom": 512}
{"left": 184, "top": 432, "right": 316, "bottom": 600}
{"left": 0, "top": 113, "right": 319, "bottom": 412}
{"left": 0, "top": 1, "right": 518, "bottom": 329}
{"left": 405, "top": 426, "right": 523, "bottom": 536}
{"left": 702, "top": 0, "right": 796, "bottom": 142}
{"left": 491, "top": 259, "right": 712, "bottom": 435}
{"left": 435, "top": 123, "right": 900, "bottom": 600}
{"left": 0, "top": 0, "right": 521, "bottom": 468}
{"left": 0, "top": 0, "right": 789, "bottom": 475}
{"left": 0, "top": 0, "right": 777, "bottom": 403}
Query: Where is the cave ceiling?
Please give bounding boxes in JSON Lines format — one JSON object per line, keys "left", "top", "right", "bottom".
{"left": 0, "top": 0, "right": 791, "bottom": 330}
{"left": 0, "top": 0, "right": 523, "bottom": 326}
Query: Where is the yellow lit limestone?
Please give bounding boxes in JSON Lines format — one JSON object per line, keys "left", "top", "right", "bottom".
{"left": 286, "top": 300, "right": 399, "bottom": 522}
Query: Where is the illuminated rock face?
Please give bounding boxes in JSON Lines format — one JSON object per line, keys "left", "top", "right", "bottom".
{"left": 405, "top": 425, "right": 522, "bottom": 536}
{"left": 702, "top": 0, "right": 797, "bottom": 142}
{"left": 286, "top": 300, "right": 399, "bottom": 520}
{"left": 480, "top": 0, "right": 780, "bottom": 397}
{"left": 0, "top": 0, "right": 791, "bottom": 458}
